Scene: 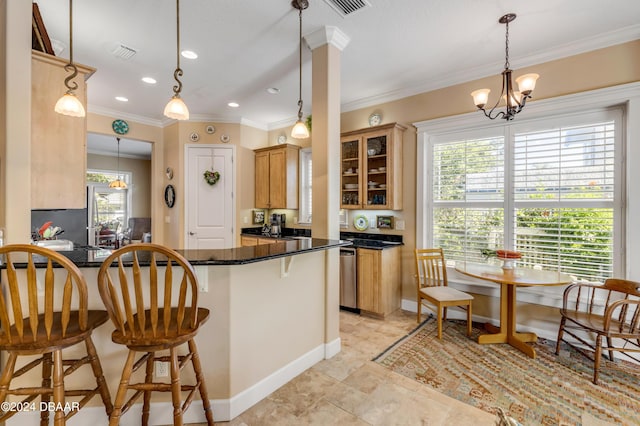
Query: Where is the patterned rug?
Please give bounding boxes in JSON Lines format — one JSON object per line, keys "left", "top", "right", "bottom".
{"left": 373, "top": 317, "right": 640, "bottom": 426}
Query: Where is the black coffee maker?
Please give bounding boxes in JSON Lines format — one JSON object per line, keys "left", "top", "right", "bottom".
{"left": 270, "top": 214, "right": 286, "bottom": 237}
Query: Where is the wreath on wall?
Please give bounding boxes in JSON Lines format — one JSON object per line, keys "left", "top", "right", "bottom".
{"left": 203, "top": 170, "right": 221, "bottom": 185}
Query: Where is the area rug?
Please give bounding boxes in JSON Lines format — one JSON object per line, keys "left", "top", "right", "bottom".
{"left": 373, "top": 317, "right": 640, "bottom": 426}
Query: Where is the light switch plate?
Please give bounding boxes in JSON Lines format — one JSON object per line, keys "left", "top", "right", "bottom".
{"left": 369, "top": 216, "right": 377, "bottom": 229}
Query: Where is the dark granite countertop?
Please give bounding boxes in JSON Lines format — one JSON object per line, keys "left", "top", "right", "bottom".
{"left": 339, "top": 231, "right": 404, "bottom": 250}
{"left": 1, "top": 238, "right": 350, "bottom": 268}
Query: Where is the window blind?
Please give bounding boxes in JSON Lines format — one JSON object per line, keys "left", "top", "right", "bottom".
{"left": 299, "top": 149, "right": 312, "bottom": 224}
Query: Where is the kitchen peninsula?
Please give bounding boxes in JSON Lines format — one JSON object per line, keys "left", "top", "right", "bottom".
{"left": 1, "top": 238, "right": 348, "bottom": 424}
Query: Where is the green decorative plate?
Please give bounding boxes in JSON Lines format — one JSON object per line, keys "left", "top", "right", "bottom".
{"left": 112, "top": 119, "right": 129, "bottom": 135}
{"left": 354, "top": 214, "right": 369, "bottom": 231}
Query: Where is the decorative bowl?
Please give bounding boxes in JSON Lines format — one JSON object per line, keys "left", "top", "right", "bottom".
{"left": 367, "top": 148, "right": 377, "bottom": 156}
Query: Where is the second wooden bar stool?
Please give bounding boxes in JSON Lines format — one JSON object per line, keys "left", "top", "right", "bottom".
{"left": 97, "top": 243, "right": 214, "bottom": 425}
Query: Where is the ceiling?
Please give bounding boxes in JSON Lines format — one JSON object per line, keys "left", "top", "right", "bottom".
{"left": 37, "top": 0, "right": 640, "bottom": 154}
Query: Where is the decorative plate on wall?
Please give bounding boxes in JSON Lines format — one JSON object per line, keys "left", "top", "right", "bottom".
{"left": 354, "top": 214, "right": 369, "bottom": 231}
{"left": 164, "top": 184, "right": 176, "bottom": 208}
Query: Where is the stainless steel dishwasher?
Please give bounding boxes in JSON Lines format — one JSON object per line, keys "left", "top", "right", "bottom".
{"left": 340, "top": 247, "right": 358, "bottom": 310}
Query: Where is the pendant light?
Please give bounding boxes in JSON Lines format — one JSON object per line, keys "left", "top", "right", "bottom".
{"left": 109, "top": 137, "right": 127, "bottom": 189}
{"left": 470, "top": 13, "right": 539, "bottom": 121}
{"left": 291, "top": 0, "right": 310, "bottom": 139}
{"left": 54, "top": 0, "right": 86, "bottom": 117}
{"left": 164, "top": 0, "right": 189, "bottom": 120}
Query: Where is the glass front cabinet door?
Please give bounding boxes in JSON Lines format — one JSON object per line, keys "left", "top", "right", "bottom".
{"left": 340, "top": 122, "right": 406, "bottom": 210}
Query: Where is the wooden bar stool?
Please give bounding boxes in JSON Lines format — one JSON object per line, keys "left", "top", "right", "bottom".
{"left": 0, "top": 244, "right": 113, "bottom": 425}
{"left": 97, "top": 243, "right": 214, "bottom": 425}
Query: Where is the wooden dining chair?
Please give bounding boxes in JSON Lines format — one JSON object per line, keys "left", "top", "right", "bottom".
{"left": 556, "top": 278, "right": 640, "bottom": 384}
{"left": 0, "top": 244, "right": 113, "bottom": 425}
{"left": 96, "top": 243, "right": 213, "bottom": 425}
{"left": 415, "top": 248, "right": 473, "bottom": 339}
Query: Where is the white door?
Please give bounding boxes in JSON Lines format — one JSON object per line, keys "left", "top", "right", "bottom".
{"left": 185, "top": 145, "right": 235, "bottom": 249}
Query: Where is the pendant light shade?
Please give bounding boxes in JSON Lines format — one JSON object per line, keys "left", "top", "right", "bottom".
{"left": 54, "top": 92, "right": 86, "bottom": 117}
{"left": 164, "top": 0, "right": 189, "bottom": 120}
{"left": 291, "top": 0, "right": 309, "bottom": 139}
{"left": 109, "top": 137, "right": 128, "bottom": 190}
{"left": 164, "top": 94, "right": 189, "bottom": 120}
{"left": 55, "top": 0, "right": 85, "bottom": 117}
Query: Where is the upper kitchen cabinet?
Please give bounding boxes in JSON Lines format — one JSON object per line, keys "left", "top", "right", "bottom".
{"left": 341, "top": 123, "right": 406, "bottom": 210}
{"left": 254, "top": 144, "right": 300, "bottom": 209}
{"left": 31, "top": 51, "right": 95, "bottom": 209}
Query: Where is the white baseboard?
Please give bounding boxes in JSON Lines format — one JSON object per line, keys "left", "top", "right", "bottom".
{"left": 10, "top": 341, "right": 338, "bottom": 424}
{"left": 325, "top": 337, "right": 341, "bottom": 359}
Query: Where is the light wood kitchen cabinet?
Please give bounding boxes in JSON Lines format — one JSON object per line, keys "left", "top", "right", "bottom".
{"left": 240, "top": 235, "right": 280, "bottom": 246}
{"left": 357, "top": 246, "right": 401, "bottom": 317}
{"left": 241, "top": 236, "right": 259, "bottom": 246}
{"left": 31, "top": 51, "right": 95, "bottom": 209}
{"left": 340, "top": 123, "right": 406, "bottom": 210}
{"left": 254, "top": 144, "right": 300, "bottom": 209}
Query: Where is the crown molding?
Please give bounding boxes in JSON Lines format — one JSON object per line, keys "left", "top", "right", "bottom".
{"left": 343, "top": 25, "right": 640, "bottom": 113}
{"left": 87, "top": 105, "right": 163, "bottom": 127}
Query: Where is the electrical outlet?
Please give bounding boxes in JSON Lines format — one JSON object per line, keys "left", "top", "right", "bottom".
{"left": 396, "top": 220, "right": 405, "bottom": 230}
{"left": 369, "top": 216, "right": 377, "bottom": 229}
{"left": 155, "top": 361, "right": 169, "bottom": 377}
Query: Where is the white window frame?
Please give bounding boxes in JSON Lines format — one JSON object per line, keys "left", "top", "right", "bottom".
{"left": 414, "top": 82, "right": 640, "bottom": 307}
{"left": 298, "top": 148, "right": 312, "bottom": 224}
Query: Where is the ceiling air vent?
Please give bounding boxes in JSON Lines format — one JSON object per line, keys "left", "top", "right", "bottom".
{"left": 110, "top": 43, "right": 138, "bottom": 60}
{"left": 323, "top": 0, "right": 371, "bottom": 17}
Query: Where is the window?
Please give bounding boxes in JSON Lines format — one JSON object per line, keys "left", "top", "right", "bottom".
{"left": 299, "top": 148, "right": 312, "bottom": 224}
{"left": 428, "top": 109, "right": 622, "bottom": 284}
{"left": 87, "top": 171, "right": 132, "bottom": 245}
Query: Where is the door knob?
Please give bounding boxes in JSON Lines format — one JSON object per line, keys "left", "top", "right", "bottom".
{"left": 189, "top": 232, "right": 196, "bottom": 236}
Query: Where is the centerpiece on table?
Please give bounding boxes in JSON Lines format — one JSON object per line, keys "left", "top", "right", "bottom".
{"left": 481, "top": 248, "right": 522, "bottom": 270}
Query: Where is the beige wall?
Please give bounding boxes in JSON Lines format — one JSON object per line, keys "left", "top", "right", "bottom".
{"left": 87, "top": 153, "right": 152, "bottom": 218}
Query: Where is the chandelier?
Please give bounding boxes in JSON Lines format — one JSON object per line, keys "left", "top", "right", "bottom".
{"left": 471, "top": 13, "right": 539, "bottom": 121}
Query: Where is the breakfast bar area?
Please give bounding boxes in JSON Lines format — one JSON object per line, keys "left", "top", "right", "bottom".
{"left": 1, "top": 239, "right": 346, "bottom": 424}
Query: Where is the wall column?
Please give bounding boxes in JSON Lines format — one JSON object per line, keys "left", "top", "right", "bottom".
{"left": 1, "top": 0, "right": 31, "bottom": 243}
{"left": 306, "top": 26, "right": 350, "bottom": 357}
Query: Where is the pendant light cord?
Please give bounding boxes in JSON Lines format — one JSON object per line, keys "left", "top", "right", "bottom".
{"left": 297, "top": 5, "right": 303, "bottom": 121}
{"left": 63, "top": 0, "right": 79, "bottom": 93}
{"left": 173, "top": 0, "right": 184, "bottom": 96}
{"left": 116, "top": 137, "right": 121, "bottom": 180}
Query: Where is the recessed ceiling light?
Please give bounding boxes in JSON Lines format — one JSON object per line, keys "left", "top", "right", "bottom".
{"left": 115, "top": 96, "right": 128, "bottom": 102}
{"left": 141, "top": 77, "right": 157, "bottom": 84}
{"left": 228, "top": 102, "right": 240, "bottom": 108}
{"left": 181, "top": 50, "right": 198, "bottom": 59}
{"left": 267, "top": 87, "right": 280, "bottom": 94}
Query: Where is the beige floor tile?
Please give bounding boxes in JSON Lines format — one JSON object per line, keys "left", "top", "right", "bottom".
{"left": 215, "top": 309, "right": 496, "bottom": 425}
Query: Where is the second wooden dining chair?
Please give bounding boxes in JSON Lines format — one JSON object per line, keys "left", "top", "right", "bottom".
{"left": 0, "top": 244, "right": 113, "bottom": 425}
{"left": 97, "top": 243, "right": 213, "bottom": 425}
{"left": 415, "top": 248, "right": 473, "bottom": 339}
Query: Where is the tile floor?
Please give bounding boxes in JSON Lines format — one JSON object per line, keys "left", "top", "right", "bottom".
{"left": 210, "top": 309, "right": 496, "bottom": 425}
